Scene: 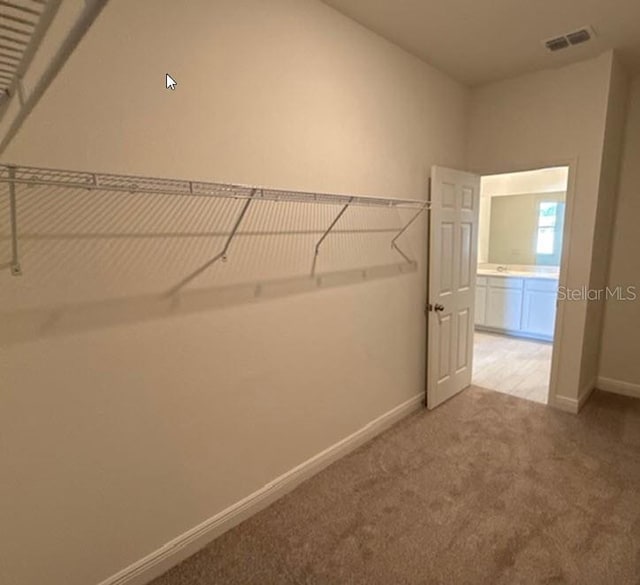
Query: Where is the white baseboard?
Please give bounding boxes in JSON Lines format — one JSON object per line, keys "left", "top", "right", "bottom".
{"left": 550, "top": 394, "right": 579, "bottom": 413}
{"left": 475, "top": 325, "right": 553, "bottom": 343}
{"left": 97, "top": 393, "right": 425, "bottom": 585}
{"left": 597, "top": 377, "right": 640, "bottom": 399}
{"left": 550, "top": 378, "right": 595, "bottom": 414}
{"left": 578, "top": 379, "right": 596, "bottom": 411}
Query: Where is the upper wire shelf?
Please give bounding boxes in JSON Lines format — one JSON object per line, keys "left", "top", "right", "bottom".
{"left": 0, "top": 1, "right": 61, "bottom": 99}
{"left": 1, "top": 164, "right": 429, "bottom": 279}
{"left": 0, "top": 0, "right": 108, "bottom": 155}
{"left": 0, "top": 164, "right": 428, "bottom": 209}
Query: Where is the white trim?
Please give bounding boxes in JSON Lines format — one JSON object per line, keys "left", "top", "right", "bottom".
{"left": 475, "top": 325, "right": 553, "bottom": 343}
{"left": 550, "top": 377, "right": 595, "bottom": 414}
{"left": 550, "top": 393, "right": 579, "bottom": 413}
{"left": 578, "top": 378, "right": 596, "bottom": 410}
{"left": 470, "top": 157, "right": 579, "bottom": 412}
{"left": 96, "top": 393, "right": 424, "bottom": 585}
{"left": 597, "top": 377, "right": 640, "bottom": 399}
{"left": 547, "top": 158, "right": 578, "bottom": 413}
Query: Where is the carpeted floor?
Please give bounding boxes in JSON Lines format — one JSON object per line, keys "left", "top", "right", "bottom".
{"left": 151, "top": 387, "right": 640, "bottom": 585}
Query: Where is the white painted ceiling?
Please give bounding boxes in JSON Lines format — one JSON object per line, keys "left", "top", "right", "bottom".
{"left": 322, "top": 0, "right": 640, "bottom": 85}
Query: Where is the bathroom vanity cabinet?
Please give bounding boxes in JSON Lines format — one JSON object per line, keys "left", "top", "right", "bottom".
{"left": 475, "top": 274, "right": 558, "bottom": 341}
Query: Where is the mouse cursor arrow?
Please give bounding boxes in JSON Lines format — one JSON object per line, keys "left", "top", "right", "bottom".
{"left": 166, "top": 74, "right": 177, "bottom": 90}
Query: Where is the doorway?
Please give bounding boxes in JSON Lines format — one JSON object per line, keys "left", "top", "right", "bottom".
{"left": 471, "top": 166, "right": 569, "bottom": 405}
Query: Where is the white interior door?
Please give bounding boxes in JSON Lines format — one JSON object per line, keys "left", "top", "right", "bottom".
{"left": 427, "top": 166, "right": 481, "bottom": 409}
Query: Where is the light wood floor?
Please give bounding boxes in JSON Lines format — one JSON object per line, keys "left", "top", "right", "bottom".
{"left": 472, "top": 331, "right": 552, "bottom": 404}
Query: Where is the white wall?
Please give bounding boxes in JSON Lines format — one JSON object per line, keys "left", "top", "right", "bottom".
{"left": 599, "top": 74, "right": 640, "bottom": 391}
{"left": 468, "top": 52, "right": 615, "bottom": 410}
{"left": 0, "top": 1, "right": 468, "bottom": 585}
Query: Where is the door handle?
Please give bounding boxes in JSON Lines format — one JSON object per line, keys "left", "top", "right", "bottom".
{"left": 427, "top": 303, "right": 445, "bottom": 313}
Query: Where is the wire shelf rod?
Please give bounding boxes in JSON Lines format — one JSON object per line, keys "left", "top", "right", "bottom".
{"left": 1, "top": 164, "right": 429, "bottom": 278}
{"left": 0, "top": 12, "right": 38, "bottom": 28}
{"left": 0, "top": 42, "right": 24, "bottom": 54}
{"left": 0, "top": 54, "right": 20, "bottom": 64}
{"left": 0, "top": 164, "right": 429, "bottom": 210}
{"left": 0, "top": 33, "right": 29, "bottom": 46}
{"left": 0, "top": 23, "right": 32, "bottom": 37}
{"left": 0, "top": 1, "right": 42, "bottom": 16}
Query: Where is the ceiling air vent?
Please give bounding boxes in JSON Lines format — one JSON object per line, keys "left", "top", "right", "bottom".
{"left": 543, "top": 26, "right": 596, "bottom": 52}
{"left": 545, "top": 36, "right": 570, "bottom": 52}
{"left": 567, "top": 28, "right": 592, "bottom": 45}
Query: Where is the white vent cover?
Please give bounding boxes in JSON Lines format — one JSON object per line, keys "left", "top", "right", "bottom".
{"left": 543, "top": 26, "right": 596, "bottom": 52}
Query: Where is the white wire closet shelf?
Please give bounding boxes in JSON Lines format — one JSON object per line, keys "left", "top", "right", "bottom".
{"left": 0, "top": 1, "right": 58, "bottom": 96}
{"left": 0, "top": 0, "right": 108, "bottom": 154}
{"left": 0, "top": 163, "right": 429, "bottom": 279}
{"left": 0, "top": 164, "right": 429, "bottom": 208}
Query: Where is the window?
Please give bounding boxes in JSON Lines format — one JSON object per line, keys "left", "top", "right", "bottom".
{"left": 536, "top": 202, "right": 559, "bottom": 255}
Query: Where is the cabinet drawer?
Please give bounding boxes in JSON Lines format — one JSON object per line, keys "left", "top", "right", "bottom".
{"left": 524, "top": 278, "right": 559, "bottom": 293}
{"left": 488, "top": 276, "right": 524, "bottom": 290}
{"left": 476, "top": 276, "right": 488, "bottom": 286}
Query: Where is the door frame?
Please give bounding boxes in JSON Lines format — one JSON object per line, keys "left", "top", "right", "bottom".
{"left": 466, "top": 157, "right": 578, "bottom": 408}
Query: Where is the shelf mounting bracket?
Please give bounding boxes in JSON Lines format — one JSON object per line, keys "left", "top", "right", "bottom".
{"left": 168, "top": 189, "right": 257, "bottom": 294}
{"left": 391, "top": 204, "right": 428, "bottom": 264}
{"left": 311, "top": 198, "right": 352, "bottom": 277}
{"left": 8, "top": 166, "right": 21, "bottom": 276}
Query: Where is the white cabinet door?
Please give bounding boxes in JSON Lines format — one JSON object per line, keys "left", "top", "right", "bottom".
{"left": 475, "top": 286, "right": 487, "bottom": 325}
{"left": 522, "top": 280, "right": 558, "bottom": 338}
{"left": 486, "top": 288, "right": 523, "bottom": 331}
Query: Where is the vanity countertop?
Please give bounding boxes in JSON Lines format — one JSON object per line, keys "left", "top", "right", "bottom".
{"left": 477, "top": 268, "right": 559, "bottom": 280}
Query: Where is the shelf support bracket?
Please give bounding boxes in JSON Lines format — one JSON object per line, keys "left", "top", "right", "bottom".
{"left": 8, "top": 166, "right": 21, "bottom": 276}
{"left": 391, "top": 204, "right": 428, "bottom": 264}
{"left": 168, "top": 189, "right": 257, "bottom": 294}
{"left": 311, "top": 198, "right": 353, "bottom": 277}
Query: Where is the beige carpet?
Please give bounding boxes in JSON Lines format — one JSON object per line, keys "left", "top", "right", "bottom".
{"left": 151, "top": 388, "right": 640, "bottom": 585}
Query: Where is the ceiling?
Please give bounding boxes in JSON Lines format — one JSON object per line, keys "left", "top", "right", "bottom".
{"left": 322, "top": 0, "right": 640, "bottom": 85}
